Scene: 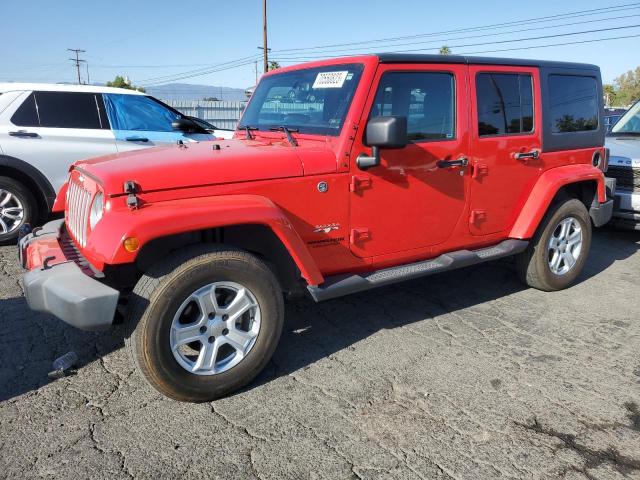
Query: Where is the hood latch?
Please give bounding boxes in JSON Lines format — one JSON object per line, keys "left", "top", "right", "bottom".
{"left": 124, "top": 181, "right": 140, "bottom": 210}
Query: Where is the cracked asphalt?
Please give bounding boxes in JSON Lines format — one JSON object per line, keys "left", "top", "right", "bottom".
{"left": 1, "top": 228, "right": 639, "bottom": 479}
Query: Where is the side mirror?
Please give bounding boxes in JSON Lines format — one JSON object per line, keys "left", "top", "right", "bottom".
{"left": 172, "top": 117, "right": 199, "bottom": 133}
{"left": 357, "top": 116, "right": 408, "bottom": 170}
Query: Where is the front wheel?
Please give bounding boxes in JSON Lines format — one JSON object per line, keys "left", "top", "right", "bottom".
{"left": 126, "top": 246, "right": 284, "bottom": 402}
{"left": 516, "top": 198, "right": 592, "bottom": 291}
{"left": 0, "top": 176, "right": 37, "bottom": 245}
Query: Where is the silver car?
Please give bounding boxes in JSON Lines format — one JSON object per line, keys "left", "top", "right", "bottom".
{"left": 606, "top": 100, "right": 640, "bottom": 229}
{"left": 0, "top": 83, "right": 224, "bottom": 243}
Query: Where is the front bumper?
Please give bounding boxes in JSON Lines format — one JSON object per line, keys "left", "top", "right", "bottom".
{"left": 611, "top": 189, "right": 640, "bottom": 229}
{"left": 19, "top": 220, "right": 119, "bottom": 331}
{"left": 588, "top": 176, "right": 616, "bottom": 228}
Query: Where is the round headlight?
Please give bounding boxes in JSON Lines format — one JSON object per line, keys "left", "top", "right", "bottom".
{"left": 89, "top": 192, "right": 104, "bottom": 230}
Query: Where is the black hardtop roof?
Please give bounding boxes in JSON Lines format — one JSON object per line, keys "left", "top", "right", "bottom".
{"left": 375, "top": 53, "right": 599, "bottom": 71}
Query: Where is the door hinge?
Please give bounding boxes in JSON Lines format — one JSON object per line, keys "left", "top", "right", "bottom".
{"left": 349, "top": 175, "right": 372, "bottom": 193}
{"left": 469, "top": 209, "right": 486, "bottom": 226}
{"left": 472, "top": 163, "right": 489, "bottom": 179}
{"left": 350, "top": 228, "right": 371, "bottom": 244}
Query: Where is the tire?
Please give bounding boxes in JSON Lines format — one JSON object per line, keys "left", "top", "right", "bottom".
{"left": 0, "top": 176, "right": 37, "bottom": 245}
{"left": 126, "top": 245, "right": 284, "bottom": 402}
{"left": 516, "top": 198, "right": 592, "bottom": 291}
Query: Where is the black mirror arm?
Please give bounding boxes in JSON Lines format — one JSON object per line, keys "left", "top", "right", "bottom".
{"left": 356, "top": 146, "right": 381, "bottom": 170}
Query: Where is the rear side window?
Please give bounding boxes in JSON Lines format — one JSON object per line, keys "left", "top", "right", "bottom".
{"left": 11, "top": 92, "right": 104, "bottom": 129}
{"left": 476, "top": 73, "right": 533, "bottom": 136}
{"left": 548, "top": 75, "right": 599, "bottom": 133}
{"left": 103, "top": 94, "right": 180, "bottom": 132}
{"left": 371, "top": 72, "right": 455, "bottom": 141}
{"left": 11, "top": 93, "right": 40, "bottom": 127}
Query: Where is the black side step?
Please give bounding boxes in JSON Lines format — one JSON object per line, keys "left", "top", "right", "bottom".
{"left": 307, "top": 239, "right": 529, "bottom": 302}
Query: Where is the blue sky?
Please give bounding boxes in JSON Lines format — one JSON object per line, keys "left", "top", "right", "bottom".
{"left": 1, "top": 0, "right": 639, "bottom": 88}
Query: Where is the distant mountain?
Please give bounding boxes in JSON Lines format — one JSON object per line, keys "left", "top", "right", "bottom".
{"left": 145, "top": 83, "right": 247, "bottom": 102}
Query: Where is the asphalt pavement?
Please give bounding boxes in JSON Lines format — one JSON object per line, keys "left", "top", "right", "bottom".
{"left": 1, "top": 228, "right": 639, "bottom": 479}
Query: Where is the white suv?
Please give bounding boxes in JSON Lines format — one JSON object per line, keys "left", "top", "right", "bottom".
{"left": 0, "top": 83, "right": 229, "bottom": 243}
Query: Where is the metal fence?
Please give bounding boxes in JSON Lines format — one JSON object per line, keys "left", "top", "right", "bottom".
{"left": 165, "top": 101, "right": 247, "bottom": 130}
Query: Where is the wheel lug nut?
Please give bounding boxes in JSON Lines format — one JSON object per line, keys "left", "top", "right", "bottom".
{"left": 222, "top": 314, "right": 229, "bottom": 321}
{"left": 208, "top": 336, "right": 215, "bottom": 343}
{"left": 222, "top": 328, "right": 229, "bottom": 335}
{"left": 208, "top": 312, "right": 215, "bottom": 319}
{"left": 199, "top": 326, "right": 207, "bottom": 334}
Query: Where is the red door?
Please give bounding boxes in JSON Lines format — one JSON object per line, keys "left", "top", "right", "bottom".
{"left": 467, "top": 65, "right": 543, "bottom": 235}
{"left": 349, "top": 63, "right": 470, "bottom": 258}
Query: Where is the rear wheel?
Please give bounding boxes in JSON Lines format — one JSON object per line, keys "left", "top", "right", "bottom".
{"left": 516, "top": 198, "right": 591, "bottom": 291}
{"left": 0, "top": 176, "right": 37, "bottom": 245}
{"left": 126, "top": 245, "right": 284, "bottom": 402}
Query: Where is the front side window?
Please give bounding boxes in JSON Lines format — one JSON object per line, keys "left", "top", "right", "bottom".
{"left": 11, "top": 92, "right": 103, "bottom": 129}
{"left": 370, "top": 72, "right": 455, "bottom": 141}
{"left": 549, "top": 75, "right": 599, "bottom": 133}
{"left": 476, "top": 73, "right": 534, "bottom": 136}
{"left": 610, "top": 100, "right": 640, "bottom": 135}
{"left": 239, "top": 64, "right": 363, "bottom": 136}
{"left": 104, "top": 94, "right": 180, "bottom": 132}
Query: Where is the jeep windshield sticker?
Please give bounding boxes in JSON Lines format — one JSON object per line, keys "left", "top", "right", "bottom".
{"left": 313, "top": 71, "right": 349, "bottom": 89}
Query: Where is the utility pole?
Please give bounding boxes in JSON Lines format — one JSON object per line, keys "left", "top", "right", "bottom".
{"left": 254, "top": 60, "right": 258, "bottom": 85}
{"left": 262, "top": 0, "right": 268, "bottom": 73}
{"left": 85, "top": 62, "right": 90, "bottom": 85}
{"left": 67, "top": 48, "right": 86, "bottom": 84}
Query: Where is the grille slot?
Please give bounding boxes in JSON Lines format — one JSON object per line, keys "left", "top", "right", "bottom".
{"left": 66, "top": 177, "right": 93, "bottom": 247}
{"left": 607, "top": 166, "right": 640, "bottom": 191}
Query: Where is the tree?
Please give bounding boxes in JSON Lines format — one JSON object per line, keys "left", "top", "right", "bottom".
{"left": 203, "top": 96, "right": 219, "bottom": 102}
{"left": 439, "top": 46, "right": 452, "bottom": 55}
{"left": 106, "top": 75, "right": 146, "bottom": 93}
{"left": 605, "top": 66, "right": 640, "bottom": 106}
{"left": 268, "top": 61, "right": 280, "bottom": 71}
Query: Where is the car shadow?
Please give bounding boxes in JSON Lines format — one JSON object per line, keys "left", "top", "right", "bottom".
{"left": 0, "top": 229, "right": 638, "bottom": 402}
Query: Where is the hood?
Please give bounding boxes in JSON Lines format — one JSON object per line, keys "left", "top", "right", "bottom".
{"left": 605, "top": 136, "right": 640, "bottom": 168}
{"left": 75, "top": 139, "right": 312, "bottom": 194}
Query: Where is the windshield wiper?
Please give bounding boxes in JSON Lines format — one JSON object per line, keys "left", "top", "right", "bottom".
{"left": 243, "top": 125, "right": 259, "bottom": 140}
{"left": 269, "top": 126, "right": 299, "bottom": 147}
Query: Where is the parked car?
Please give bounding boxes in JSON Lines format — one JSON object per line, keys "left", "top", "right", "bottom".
{"left": 604, "top": 107, "right": 627, "bottom": 132}
{"left": 20, "top": 54, "right": 613, "bottom": 402}
{"left": 186, "top": 116, "right": 234, "bottom": 139}
{"left": 0, "top": 83, "right": 217, "bottom": 243}
{"left": 605, "top": 99, "right": 640, "bottom": 229}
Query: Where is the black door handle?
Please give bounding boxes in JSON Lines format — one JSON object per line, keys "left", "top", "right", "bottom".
{"left": 125, "top": 136, "right": 149, "bottom": 142}
{"left": 437, "top": 157, "right": 468, "bottom": 168}
{"left": 9, "top": 130, "right": 38, "bottom": 138}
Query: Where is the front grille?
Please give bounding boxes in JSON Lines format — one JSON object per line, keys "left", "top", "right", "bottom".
{"left": 66, "top": 176, "right": 92, "bottom": 247}
{"left": 607, "top": 166, "right": 640, "bottom": 191}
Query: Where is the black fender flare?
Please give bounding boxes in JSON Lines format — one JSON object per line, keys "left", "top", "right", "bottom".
{"left": 0, "top": 154, "right": 57, "bottom": 210}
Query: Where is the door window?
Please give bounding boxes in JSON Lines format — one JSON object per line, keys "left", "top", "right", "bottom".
{"left": 104, "top": 94, "right": 180, "bottom": 132}
{"left": 370, "top": 72, "right": 455, "bottom": 141}
{"left": 11, "top": 92, "right": 105, "bottom": 129}
{"left": 476, "top": 73, "right": 533, "bottom": 136}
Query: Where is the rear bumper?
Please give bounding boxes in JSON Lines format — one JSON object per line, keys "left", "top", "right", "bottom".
{"left": 19, "top": 220, "right": 119, "bottom": 331}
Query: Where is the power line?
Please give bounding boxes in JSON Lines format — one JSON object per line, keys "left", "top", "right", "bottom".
{"left": 270, "top": 23, "right": 640, "bottom": 61}
{"left": 141, "top": 58, "right": 260, "bottom": 86}
{"left": 138, "top": 54, "right": 261, "bottom": 84}
{"left": 271, "top": 12, "right": 640, "bottom": 58}
{"left": 270, "top": 2, "right": 640, "bottom": 54}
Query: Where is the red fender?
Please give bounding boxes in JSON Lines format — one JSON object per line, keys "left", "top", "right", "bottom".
{"left": 52, "top": 182, "right": 67, "bottom": 213}
{"left": 84, "top": 194, "right": 324, "bottom": 286}
{"left": 509, "top": 164, "right": 606, "bottom": 239}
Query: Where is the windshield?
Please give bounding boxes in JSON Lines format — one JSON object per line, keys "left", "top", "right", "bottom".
{"left": 239, "top": 64, "right": 364, "bottom": 136}
{"left": 611, "top": 101, "right": 640, "bottom": 135}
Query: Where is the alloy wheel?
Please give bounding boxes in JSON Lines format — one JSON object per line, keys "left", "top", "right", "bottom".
{"left": 0, "top": 189, "right": 25, "bottom": 235}
{"left": 170, "top": 281, "right": 261, "bottom": 375}
{"left": 547, "top": 216, "right": 583, "bottom": 275}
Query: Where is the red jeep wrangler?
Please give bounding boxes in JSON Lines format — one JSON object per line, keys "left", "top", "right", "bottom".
{"left": 20, "top": 54, "right": 614, "bottom": 402}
